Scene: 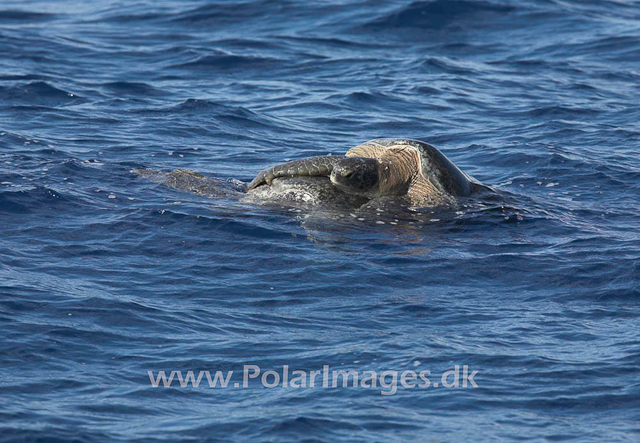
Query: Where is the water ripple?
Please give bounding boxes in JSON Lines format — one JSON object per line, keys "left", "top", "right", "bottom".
{"left": 1, "top": 0, "right": 639, "bottom": 441}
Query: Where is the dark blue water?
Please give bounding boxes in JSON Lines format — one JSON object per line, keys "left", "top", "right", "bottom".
{"left": 2, "top": 0, "right": 640, "bottom": 441}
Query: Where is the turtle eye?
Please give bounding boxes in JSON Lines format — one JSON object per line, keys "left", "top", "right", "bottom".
{"left": 342, "top": 170, "right": 353, "bottom": 179}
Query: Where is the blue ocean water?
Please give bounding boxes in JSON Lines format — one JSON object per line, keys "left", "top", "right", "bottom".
{"left": 1, "top": 0, "right": 640, "bottom": 440}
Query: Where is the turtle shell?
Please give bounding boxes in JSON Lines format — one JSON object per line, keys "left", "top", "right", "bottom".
{"left": 350, "top": 139, "right": 475, "bottom": 197}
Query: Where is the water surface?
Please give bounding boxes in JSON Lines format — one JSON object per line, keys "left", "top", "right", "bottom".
{"left": 1, "top": 0, "right": 639, "bottom": 441}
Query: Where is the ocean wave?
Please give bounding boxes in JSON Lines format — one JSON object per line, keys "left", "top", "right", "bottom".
{"left": 100, "top": 81, "right": 167, "bottom": 97}
{"left": 169, "top": 0, "right": 275, "bottom": 26}
{"left": 0, "top": 10, "right": 55, "bottom": 22}
{"left": 0, "top": 185, "right": 73, "bottom": 214}
{"left": 169, "top": 52, "right": 283, "bottom": 72}
{"left": 364, "top": 0, "right": 515, "bottom": 29}
{"left": 143, "top": 99, "right": 275, "bottom": 129}
{"left": 0, "top": 81, "right": 85, "bottom": 107}
{"left": 421, "top": 57, "right": 485, "bottom": 75}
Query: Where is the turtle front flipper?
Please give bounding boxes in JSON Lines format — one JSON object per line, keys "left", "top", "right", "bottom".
{"left": 246, "top": 156, "right": 344, "bottom": 191}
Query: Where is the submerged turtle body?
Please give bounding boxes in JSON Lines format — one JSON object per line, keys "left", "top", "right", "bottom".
{"left": 248, "top": 139, "right": 480, "bottom": 207}
{"left": 245, "top": 176, "right": 369, "bottom": 207}
{"left": 133, "top": 168, "right": 369, "bottom": 208}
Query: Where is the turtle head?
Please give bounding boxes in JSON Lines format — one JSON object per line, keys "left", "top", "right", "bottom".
{"left": 330, "top": 158, "right": 379, "bottom": 196}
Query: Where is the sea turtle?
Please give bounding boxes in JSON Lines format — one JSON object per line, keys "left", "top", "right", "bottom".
{"left": 134, "top": 139, "right": 482, "bottom": 209}
{"left": 247, "top": 138, "right": 482, "bottom": 207}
